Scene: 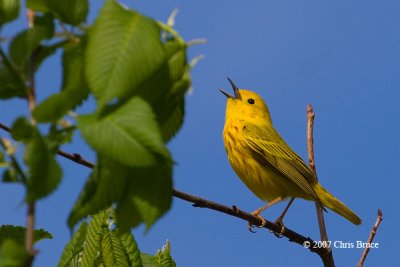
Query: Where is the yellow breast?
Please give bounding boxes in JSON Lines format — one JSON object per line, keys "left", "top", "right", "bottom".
{"left": 223, "top": 119, "right": 312, "bottom": 201}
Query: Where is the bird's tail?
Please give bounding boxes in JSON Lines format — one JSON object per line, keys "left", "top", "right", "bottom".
{"left": 314, "top": 183, "right": 362, "bottom": 225}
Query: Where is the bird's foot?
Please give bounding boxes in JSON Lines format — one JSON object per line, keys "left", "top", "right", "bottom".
{"left": 248, "top": 212, "right": 267, "bottom": 233}
{"left": 272, "top": 217, "right": 286, "bottom": 238}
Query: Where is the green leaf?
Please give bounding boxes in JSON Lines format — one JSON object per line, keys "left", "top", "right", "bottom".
{"left": 164, "top": 39, "right": 188, "bottom": 83}
{"left": 2, "top": 169, "right": 18, "bottom": 183}
{"left": 78, "top": 97, "right": 170, "bottom": 168}
{"left": 33, "top": 94, "right": 69, "bottom": 123}
{"left": 0, "top": 225, "right": 52, "bottom": 246}
{"left": 0, "top": 57, "right": 27, "bottom": 99}
{"left": 27, "top": 0, "right": 49, "bottom": 12}
{"left": 24, "top": 132, "right": 62, "bottom": 202}
{"left": 58, "top": 38, "right": 89, "bottom": 106}
{"left": 46, "top": 125, "right": 75, "bottom": 152}
{"left": 85, "top": 0, "right": 166, "bottom": 106}
{"left": 155, "top": 38, "right": 190, "bottom": 142}
{"left": 65, "top": 209, "right": 174, "bottom": 266}
{"left": 154, "top": 76, "right": 189, "bottom": 142}
{"left": 68, "top": 157, "right": 128, "bottom": 229}
{"left": 80, "top": 210, "right": 108, "bottom": 267}
{"left": 57, "top": 222, "right": 87, "bottom": 267}
{"left": 0, "top": 239, "right": 29, "bottom": 267}
{"left": 2, "top": 168, "right": 21, "bottom": 183}
{"left": 120, "top": 232, "right": 142, "bottom": 267}
{"left": 43, "top": 0, "right": 88, "bottom": 25}
{"left": 34, "top": 13, "right": 54, "bottom": 39}
{"left": 141, "top": 241, "right": 176, "bottom": 267}
{"left": 0, "top": 226, "right": 51, "bottom": 267}
{"left": 85, "top": 0, "right": 192, "bottom": 142}
{"left": 9, "top": 18, "right": 54, "bottom": 70}
{"left": 34, "top": 38, "right": 89, "bottom": 122}
{"left": 69, "top": 157, "right": 172, "bottom": 231}
{"left": 135, "top": 38, "right": 191, "bottom": 143}
{"left": 33, "top": 42, "right": 64, "bottom": 73}
{"left": 0, "top": 0, "right": 20, "bottom": 26}
{"left": 116, "top": 163, "right": 172, "bottom": 232}
{"left": 65, "top": 209, "right": 145, "bottom": 266}
{"left": 101, "top": 230, "right": 129, "bottom": 267}
{"left": 10, "top": 117, "right": 34, "bottom": 141}
{"left": 141, "top": 253, "right": 158, "bottom": 266}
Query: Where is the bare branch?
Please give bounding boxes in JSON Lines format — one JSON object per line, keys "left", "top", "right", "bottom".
{"left": 57, "top": 151, "right": 95, "bottom": 169}
{"left": 0, "top": 123, "right": 11, "bottom": 132}
{"left": 307, "top": 104, "right": 334, "bottom": 267}
{"left": 357, "top": 209, "right": 383, "bottom": 267}
{"left": 172, "top": 189, "right": 336, "bottom": 260}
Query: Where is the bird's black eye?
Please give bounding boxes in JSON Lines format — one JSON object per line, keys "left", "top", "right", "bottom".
{"left": 248, "top": 98, "right": 255, "bottom": 104}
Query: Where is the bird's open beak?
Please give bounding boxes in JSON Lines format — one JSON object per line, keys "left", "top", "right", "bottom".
{"left": 220, "top": 77, "right": 242, "bottom": 100}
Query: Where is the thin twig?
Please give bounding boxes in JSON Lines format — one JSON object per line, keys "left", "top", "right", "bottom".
{"left": 57, "top": 151, "right": 95, "bottom": 169}
{"left": 357, "top": 209, "right": 383, "bottom": 267}
{"left": 26, "top": 8, "right": 36, "bottom": 119}
{"left": 0, "top": 121, "right": 333, "bottom": 263}
{"left": 25, "top": 9, "right": 37, "bottom": 265}
{"left": 25, "top": 203, "right": 35, "bottom": 265}
{"left": 307, "top": 104, "right": 334, "bottom": 267}
{"left": 0, "top": 123, "right": 11, "bottom": 132}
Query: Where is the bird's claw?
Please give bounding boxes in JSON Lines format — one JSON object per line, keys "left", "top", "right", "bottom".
{"left": 248, "top": 223, "right": 257, "bottom": 233}
{"left": 272, "top": 218, "right": 286, "bottom": 237}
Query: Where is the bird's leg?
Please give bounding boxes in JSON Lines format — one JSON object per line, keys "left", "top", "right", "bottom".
{"left": 248, "top": 197, "right": 283, "bottom": 232}
{"left": 273, "top": 197, "right": 295, "bottom": 237}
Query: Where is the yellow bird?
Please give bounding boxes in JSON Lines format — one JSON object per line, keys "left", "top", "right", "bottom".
{"left": 221, "top": 78, "right": 361, "bottom": 230}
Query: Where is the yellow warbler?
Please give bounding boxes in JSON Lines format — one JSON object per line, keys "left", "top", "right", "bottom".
{"left": 221, "top": 78, "right": 361, "bottom": 227}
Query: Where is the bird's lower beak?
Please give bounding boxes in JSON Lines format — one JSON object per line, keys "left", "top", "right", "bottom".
{"left": 220, "top": 89, "right": 233, "bottom": 98}
{"left": 220, "top": 77, "right": 242, "bottom": 100}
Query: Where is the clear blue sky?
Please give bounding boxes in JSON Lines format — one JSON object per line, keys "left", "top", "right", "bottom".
{"left": 1, "top": 0, "right": 398, "bottom": 266}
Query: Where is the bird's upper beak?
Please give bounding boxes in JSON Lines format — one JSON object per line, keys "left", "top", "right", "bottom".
{"left": 220, "top": 77, "right": 242, "bottom": 100}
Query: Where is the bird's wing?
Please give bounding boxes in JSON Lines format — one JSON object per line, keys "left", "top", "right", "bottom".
{"left": 243, "top": 126, "right": 319, "bottom": 201}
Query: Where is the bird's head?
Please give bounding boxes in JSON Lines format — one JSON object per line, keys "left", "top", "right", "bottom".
{"left": 220, "top": 78, "right": 272, "bottom": 124}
